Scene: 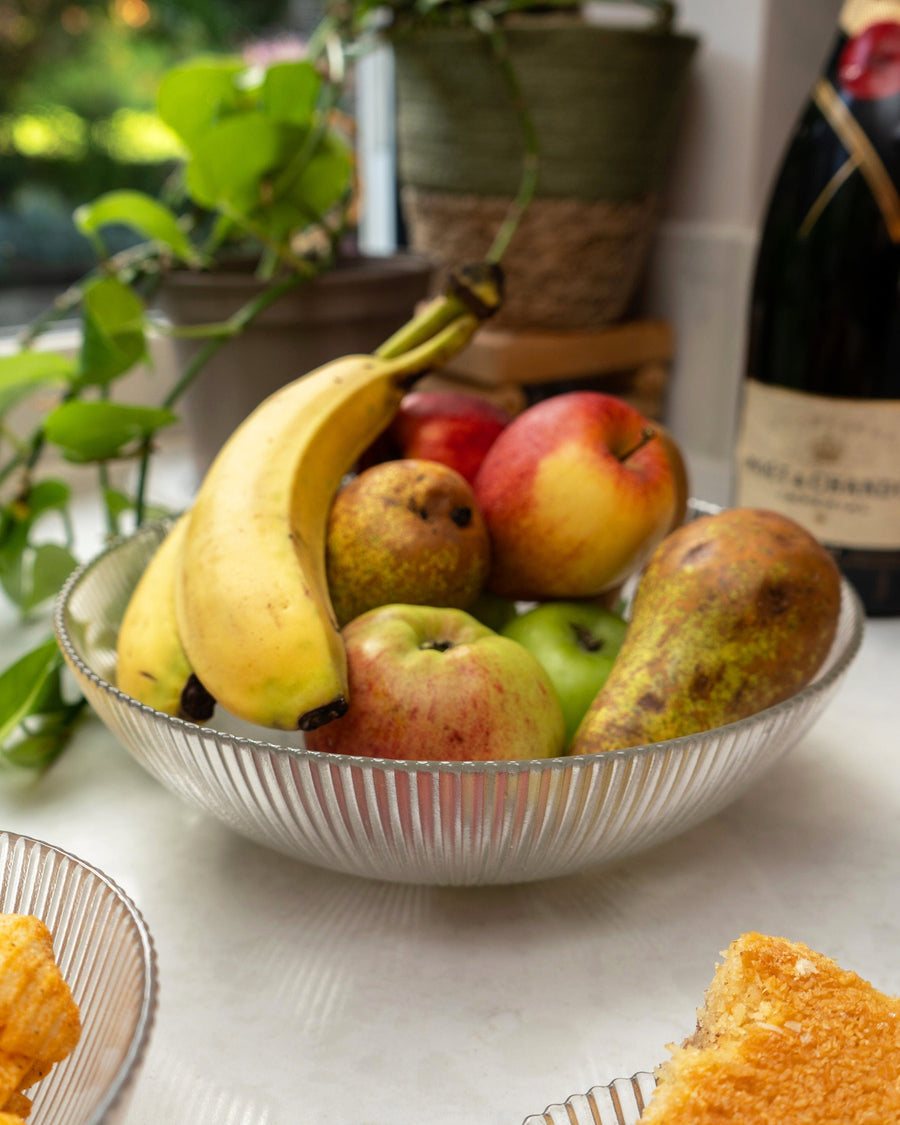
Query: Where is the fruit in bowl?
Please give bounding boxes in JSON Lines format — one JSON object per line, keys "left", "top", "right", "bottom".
{"left": 473, "top": 391, "right": 687, "bottom": 599}
{"left": 325, "top": 459, "right": 491, "bottom": 627}
{"left": 364, "top": 388, "right": 512, "bottom": 485}
{"left": 53, "top": 270, "right": 864, "bottom": 885}
{"left": 58, "top": 505, "right": 862, "bottom": 884}
{"left": 304, "top": 603, "right": 565, "bottom": 761}
{"left": 107, "top": 271, "right": 843, "bottom": 769}
{"left": 570, "top": 507, "right": 844, "bottom": 754}
{"left": 501, "top": 600, "right": 628, "bottom": 749}
{"left": 153, "top": 266, "right": 504, "bottom": 733}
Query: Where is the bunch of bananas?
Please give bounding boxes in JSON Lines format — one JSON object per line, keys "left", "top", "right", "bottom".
{"left": 116, "top": 264, "right": 503, "bottom": 732}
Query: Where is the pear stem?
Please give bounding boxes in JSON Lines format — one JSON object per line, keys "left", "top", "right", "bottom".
{"left": 618, "top": 426, "right": 657, "bottom": 464}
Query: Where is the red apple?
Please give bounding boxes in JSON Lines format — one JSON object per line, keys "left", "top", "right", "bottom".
{"left": 473, "top": 391, "right": 685, "bottom": 599}
{"left": 387, "top": 390, "right": 512, "bottom": 485}
{"left": 304, "top": 604, "right": 565, "bottom": 762}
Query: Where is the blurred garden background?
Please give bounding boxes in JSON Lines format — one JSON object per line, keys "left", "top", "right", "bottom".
{"left": 0, "top": 0, "right": 322, "bottom": 325}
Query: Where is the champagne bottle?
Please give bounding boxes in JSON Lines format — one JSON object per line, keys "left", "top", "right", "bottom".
{"left": 734, "top": 0, "right": 900, "bottom": 615}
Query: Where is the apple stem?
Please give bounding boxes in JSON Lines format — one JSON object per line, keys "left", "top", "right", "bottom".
{"left": 618, "top": 426, "right": 657, "bottom": 463}
{"left": 421, "top": 639, "right": 455, "bottom": 653}
{"left": 572, "top": 623, "right": 604, "bottom": 653}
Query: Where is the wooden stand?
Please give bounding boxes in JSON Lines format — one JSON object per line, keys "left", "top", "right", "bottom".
{"left": 412, "top": 320, "right": 675, "bottom": 419}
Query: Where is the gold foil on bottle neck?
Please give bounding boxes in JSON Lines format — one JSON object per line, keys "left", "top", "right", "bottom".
{"left": 841, "top": 0, "right": 900, "bottom": 34}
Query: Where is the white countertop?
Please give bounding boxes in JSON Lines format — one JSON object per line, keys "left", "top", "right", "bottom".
{"left": 0, "top": 451, "right": 898, "bottom": 1125}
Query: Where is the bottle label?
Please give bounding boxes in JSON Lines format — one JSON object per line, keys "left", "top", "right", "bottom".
{"left": 734, "top": 380, "right": 900, "bottom": 550}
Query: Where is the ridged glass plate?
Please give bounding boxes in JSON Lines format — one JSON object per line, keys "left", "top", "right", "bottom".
{"left": 522, "top": 1073, "right": 658, "bottom": 1125}
{"left": 0, "top": 831, "right": 157, "bottom": 1124}
{"left": 54, "top": 506, "right": 865, "bottom": 886}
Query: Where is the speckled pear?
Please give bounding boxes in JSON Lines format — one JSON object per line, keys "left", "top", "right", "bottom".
{"left": 569, "top": 508, "right": 843, "bottom": 755}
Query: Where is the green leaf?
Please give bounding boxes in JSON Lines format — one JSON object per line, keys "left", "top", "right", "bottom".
{"left": 0, "top": 483, "right": 75, "bottom": 611}
{"left": 156, "top": 57, "right": 245, "bottom": 149}
{"left": 29, "top": 659, "right": 68, "bottom": 713}
{"left": 3, "top": 728, "right": 72, "bottom": 769}
{"left": 78, "top": 276, "right": 147, "bottom": 387}
{"left": 0, "top": 352, "right": 74, "bottom": 414}
{"left": 104, "top": 488, "right": 133, "bottom": 518}
{"left": 0, "top": 640, "right": 62, "bottom": 747}
{"left": 25, "top": 544, "right": 78, "bottom": 612}
{"left": 21, "top": 479, "right": 71, "bottom": 518}
{"left": 74, "top": 191, "right": 198, "bottom": 264}
{"left": 104, "top": 489, "right": 169, "bottom": 523}
{"left": 185, "top": 112, "right": 282, "bottom": 211}
{"left": 43, "top": 401, "right": 177, "bottom": 462}
{"left": 263, "top": 62, "right": 320, "bottom": 126}
{"left": 0, "top": 645, "right": 84, "bottom": 769}
{"left": 0, "top": 515, "right": 28, "bottom": 607}
{"left": 247, "top": 200, "right": 307, "bottom": 248}
{"left": 283, "top": 130, "right": 353, "bottom": 223}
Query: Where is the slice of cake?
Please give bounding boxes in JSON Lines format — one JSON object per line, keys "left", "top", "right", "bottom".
{"left": 641, "top": 932, "right": 900, "bottom": 1124}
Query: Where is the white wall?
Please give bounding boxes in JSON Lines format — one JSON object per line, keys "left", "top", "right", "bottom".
{"left": 644, "top": 0, "right": 843, "bottom": 503}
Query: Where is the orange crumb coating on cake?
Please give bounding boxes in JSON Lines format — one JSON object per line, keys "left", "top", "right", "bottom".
{"left": 641, "top": 932, "right": 900, "bottom": 1125}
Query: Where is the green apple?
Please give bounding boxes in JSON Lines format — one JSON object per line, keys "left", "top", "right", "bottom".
{"left": 502, "top": 601, "right": 628, "bottom": 748}
{"left": 304, "top": 604, "right": 565, "bottom": 762}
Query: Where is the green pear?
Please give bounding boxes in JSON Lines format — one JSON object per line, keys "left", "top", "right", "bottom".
{"left": 326, "top": 459, "right": 491, "bottom": 627}
{"left": 569, "top": 508, "right": 843, "bottom": 755}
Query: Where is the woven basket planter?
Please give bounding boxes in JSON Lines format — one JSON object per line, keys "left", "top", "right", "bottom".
{"left": 392, "top": 11, "right": 698, "bottom": 329}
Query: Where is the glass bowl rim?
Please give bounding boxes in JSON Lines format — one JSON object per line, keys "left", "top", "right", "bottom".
{"left": 523, "top": 1070, "right": 657, "bottom": 1125}
{"left": 54, "top": 512, "right": 867, "bottom": 777}
{"left": 0, "top": 828, "right": 158, "bottom": 1125}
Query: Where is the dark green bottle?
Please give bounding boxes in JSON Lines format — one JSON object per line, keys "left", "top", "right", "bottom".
{"left": 734, "top": 0, "right": 900, "bottom": 615}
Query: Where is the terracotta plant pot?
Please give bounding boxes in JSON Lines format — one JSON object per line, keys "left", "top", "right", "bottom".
{"left": 157, "top": 253, "right": 435, "bottom": 474}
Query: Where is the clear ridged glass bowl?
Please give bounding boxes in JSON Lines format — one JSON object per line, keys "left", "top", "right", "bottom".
{"left": 522, "top": 1073, "right": 658, "bottom": 1125}
{"left": 54, "top": 509, "right": 865, "bottom": 886}
{"left": 0, "top": 831, "right": 157, "bottom": 1124}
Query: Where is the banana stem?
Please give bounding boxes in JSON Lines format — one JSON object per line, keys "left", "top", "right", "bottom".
{"left": 375, "top": 261, "right": 503, "bottom": 360}
{"left": 375, "top": 293, "right": 462, "bottom": 361}
{"left": 384, "top": 314, "right": 481, "bottom": 384}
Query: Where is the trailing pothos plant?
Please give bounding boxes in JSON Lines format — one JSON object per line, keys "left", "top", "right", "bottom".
{"left": 323, "top": 0, "right": 674, "bottom": 34}
{"left": 323, "top": 0, "right": 678, "bottom": 253}
{"left": 0, "top": 41, "right": 356, "bottom": 769}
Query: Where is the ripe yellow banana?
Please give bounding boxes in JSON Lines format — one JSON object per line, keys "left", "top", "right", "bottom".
{"left": 175, "top": 275, "right": 500, "bottom": 732}
{"left": 116, "top": 514, "right": 215, "bottom": 722}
